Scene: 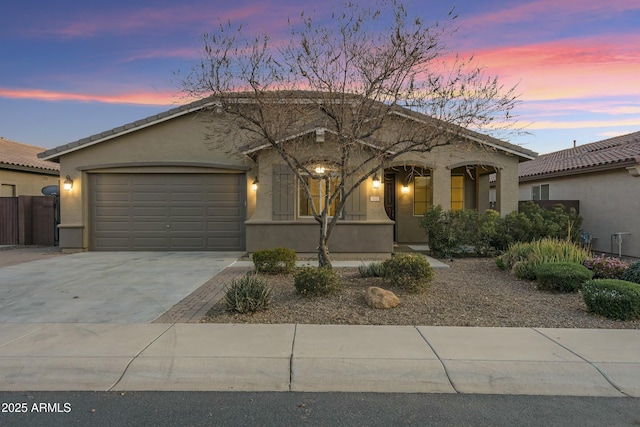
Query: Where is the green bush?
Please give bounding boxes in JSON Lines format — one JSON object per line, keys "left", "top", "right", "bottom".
{"left": 512, "top": 261, "right": 537, "bottom": 281}
{"left": 294, "top": 267, "right": 341, "bottom": 297}
{"left": 224, "top": 274, "right": 272, "bottom": 313}
{"left": 498, "top": 241, "right": 534, "bottom": 271}
{"left": 382, "top": 253, "right": 434, "bottom": 293}
{"left": 535, "top": 262, "right": 593, "bottom": 292}
{"left": 491, "top": 202, "right": 582, "bottom": 251}
{"left": 582, "top": 279, "right": 640, "bottom": 321}
{"left": 358, "top": 262, "right": 385, "bottom": 278}
{"left": 419, "top": 207, "right": 499, "bottom": 257}
{"left": 621, "top": 261, "right": 640, "bottom": 284}
{"left": 498, "top": 238, "right": 590, "bottom": 280}
{"left": 252, "top": 247, "right": 297, "bottom": 274}
{"left": 419, "top": 203, "right": 582, "bottom": 257}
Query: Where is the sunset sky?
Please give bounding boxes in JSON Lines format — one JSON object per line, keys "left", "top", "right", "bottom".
{"left": 1, "top": 0, "right": 638, "bottom": 154}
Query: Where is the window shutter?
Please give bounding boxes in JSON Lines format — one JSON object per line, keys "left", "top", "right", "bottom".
{"left": 343, "top": 177, "right": 367, "bottom": 220}
{"left": 272, "top": 164, "right": 295, "bottom": 220}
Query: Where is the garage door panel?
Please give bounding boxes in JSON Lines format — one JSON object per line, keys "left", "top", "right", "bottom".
{"left": 170, "top": 222, "right": 205, "bottom": 232}
{"left": 95, "top": 237, "right": 131, "bottom": 247}
{"left": 95, "top": 222, "right": 131, "bottom": 232}
{"left": 91, "top": 173, "right": 245, "bottom": 251}
{"left": 96, "top": 191, "right": 131, "bottom": 202}
{"left": 133, "top": 193, "right": 169, "bottom": 202}
{"left": 170, "top": 206, "right": 204, "bottom": 216}
{"left": 130, "top": 222, "right": 167, "bottom": 232}
{"left": 207, "top": 221, "right": 242, "bottom": 232}
{"left": 95, "top": 206, "right": 130, "bottom": 217}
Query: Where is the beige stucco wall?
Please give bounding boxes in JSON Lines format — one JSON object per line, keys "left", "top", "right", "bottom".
{"left": 57, "top": 112, "right": 253, "bottom": 251}
{"left": 0, "top": 169, "right": 59, "bottom": 196}
{"left": 246, "top": 143, "right": 393, "bottom": 253}
{"left": 519, "top": 168, "right": 640, "bottom": 258}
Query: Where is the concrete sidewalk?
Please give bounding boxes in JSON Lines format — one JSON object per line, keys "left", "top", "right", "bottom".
{"left": 0, "top": 323, "right": 638, "bottom": 396}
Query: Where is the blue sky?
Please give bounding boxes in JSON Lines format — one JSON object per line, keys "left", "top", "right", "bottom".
{"left": 1, "top": 0, "right": 639, "bottom": 154}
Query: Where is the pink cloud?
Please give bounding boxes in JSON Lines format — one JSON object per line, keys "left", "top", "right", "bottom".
{"left": 460, "top": 35, "right": 640, "bottom": 101}
{"left": 526, "top": 117, "right": 640, "bottom": 130}
{"left": 44, "top": 3, "right": 301, "bottom": 39}
{"left": 0, "top": 87, "right": 178, "bottom": 106}
{"left": 460, "top": 0, "right": 640, "bottom": 30}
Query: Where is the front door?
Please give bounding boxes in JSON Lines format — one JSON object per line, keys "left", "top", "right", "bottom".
{"left": 384, "top": 173, "right": 396, "bottom": 242}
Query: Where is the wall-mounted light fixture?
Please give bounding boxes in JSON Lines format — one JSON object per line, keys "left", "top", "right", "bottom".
{"left": 401, "top": 183, "right": 410, "bottom": 193}
{"left": 251, "top": 176, "right": 259, "bottom": 192}
{"left": 63, "top": 175, "right": 73, "bottom": 191}
{"left": 372, "top": 173, "right": 381, "bottom": 189}
{"left": 315, "top": 166, "right": 325, "bottom": 174}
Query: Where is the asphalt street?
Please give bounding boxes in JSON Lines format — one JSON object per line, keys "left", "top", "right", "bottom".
{"left": 1, "top": 392, "right": 639, "bottom": 427}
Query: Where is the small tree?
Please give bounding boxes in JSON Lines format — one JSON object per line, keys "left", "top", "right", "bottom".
{"left": 178, "top": 0, "right": 521, "bottom": 267}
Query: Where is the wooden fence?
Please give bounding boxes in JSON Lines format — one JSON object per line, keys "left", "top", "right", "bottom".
{"left": 0, "top": 196, "right": 57, "bottom": 245}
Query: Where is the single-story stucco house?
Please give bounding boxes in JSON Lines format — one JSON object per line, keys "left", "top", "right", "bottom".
{"left": 518, "top": 131, "right": 640, "bottom": 259}
{"left": 38, "top": 94, "right": 536, "bottom": 254}
{"left": 1, "top": 137, "right": 60, "bottom": 197}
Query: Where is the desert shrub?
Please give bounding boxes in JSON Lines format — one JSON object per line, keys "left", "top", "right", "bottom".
{"left": 582, "top": 279, "right": 640, "bottom": 321}
{"left": 621, "top": 261, "right": 640, "bottom": 284}
{"left": 584, "top": 255, "right": 628, "bottom": 279}
{"left": 497, "top": 241, "right": 534, "bottom": 271}
{"left": 512, "top": 261, "right": 538, "bottom": 281}
{"left": 382, "top": 253, "right": 434, "bottom": 293}
{"left": 495, "top": 256, "right": 507, "bottom": 270}
{"left": 294, "top": 267, "right": 341, "bottom": 297}
{"left": 535, "top": 262, "right": 593, "bottom": 292}
{"left": 492, "top": 202, "right": 583, "bottom": 250}
{"left": 358, "top": 262, "right": 385, "bottom": 278}
{"left": 421, "top": 203, "right": 582, "bottom": 257}
{"left": 419, "top": 207, "right": 499, "bottom": 257}
{"left": 224, "top": 275, "right": 272, "bottom": 313}
{"left": 252, "top": 247, "right": 297, "bottom": 274}
{"left": 498, "top": 238, "right": 590, "bottom": 280}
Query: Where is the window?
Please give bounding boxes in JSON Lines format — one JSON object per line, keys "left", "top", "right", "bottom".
{"left": 299, "top": 175, "right": 339, "bottom": 217}
{"left": 532, "top": 184, "right": 549, "bottom": 201}
{"left": 413, "top": 175, "right": 432, "bottom": 215}
{"left": 451, "top": 175, "right": 464, "bottom": 210}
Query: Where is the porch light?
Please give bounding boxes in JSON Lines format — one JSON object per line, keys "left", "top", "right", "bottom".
{"left": 315, "top": 166, "right": 325, "bottom": 174}
{"left": 372, "top": 174, "right": 381, "bottom": 189}
{"left": 401, "top": 184, "right": 409, "bottom": 193}
{"left": 251, "top": 176, "right": 258, "bottom": 192}
{"left": 63, "top": 175, "right": 73, "bottom": 191}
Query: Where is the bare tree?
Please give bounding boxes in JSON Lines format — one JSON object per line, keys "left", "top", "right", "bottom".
{"left": 178, "top": 0, "right": 520, "bottom": 267}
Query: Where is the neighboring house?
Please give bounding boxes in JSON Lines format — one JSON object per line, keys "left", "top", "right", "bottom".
{"left": 518, "top": 131, "right": 640, "bottom": 258}
{"left": 39, "top": 95, "right": 536, "bottom": 253}
{"left": 0, "top": 137, "right": 60, "bottom": 196}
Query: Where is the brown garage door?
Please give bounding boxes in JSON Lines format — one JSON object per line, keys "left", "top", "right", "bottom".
{"left": 90, "top": 173, "right": 245, "bottom": 250}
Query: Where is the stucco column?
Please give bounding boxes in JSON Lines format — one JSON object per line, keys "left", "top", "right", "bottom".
{"left": 432, "top": 166, "right": 451, "bottom": 209}
{"left": 477, "top": 172, "right": 491, "bottom": 212}
{"left": 495, "top": 167, "right": 519, "bottom": 216}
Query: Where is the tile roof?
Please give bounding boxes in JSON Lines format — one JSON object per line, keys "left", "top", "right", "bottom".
{"left": 519, "top": 131, "right": 640, "bottom": 180}
{"left": 0, "top": 137, "right": 60, "bottom": 173}
{"left": 38, "top": 93, "right": 537, "bottom": 161}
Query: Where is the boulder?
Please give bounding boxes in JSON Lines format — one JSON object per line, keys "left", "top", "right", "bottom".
{"left": 365, "top": 286, "right": 400, "bottom": 309}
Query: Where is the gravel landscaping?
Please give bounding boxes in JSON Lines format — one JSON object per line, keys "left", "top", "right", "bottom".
{"left": 203, "top": 257, "right": 639, "bottom": 329}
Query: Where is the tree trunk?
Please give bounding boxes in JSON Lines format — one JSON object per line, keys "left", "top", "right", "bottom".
{"left": 318, "top": 214, "right": 333, "bottom": 268}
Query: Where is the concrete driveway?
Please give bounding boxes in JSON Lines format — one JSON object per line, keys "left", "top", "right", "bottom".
{"left": 0, "top": 252, "right": 243, "bottom": 323}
